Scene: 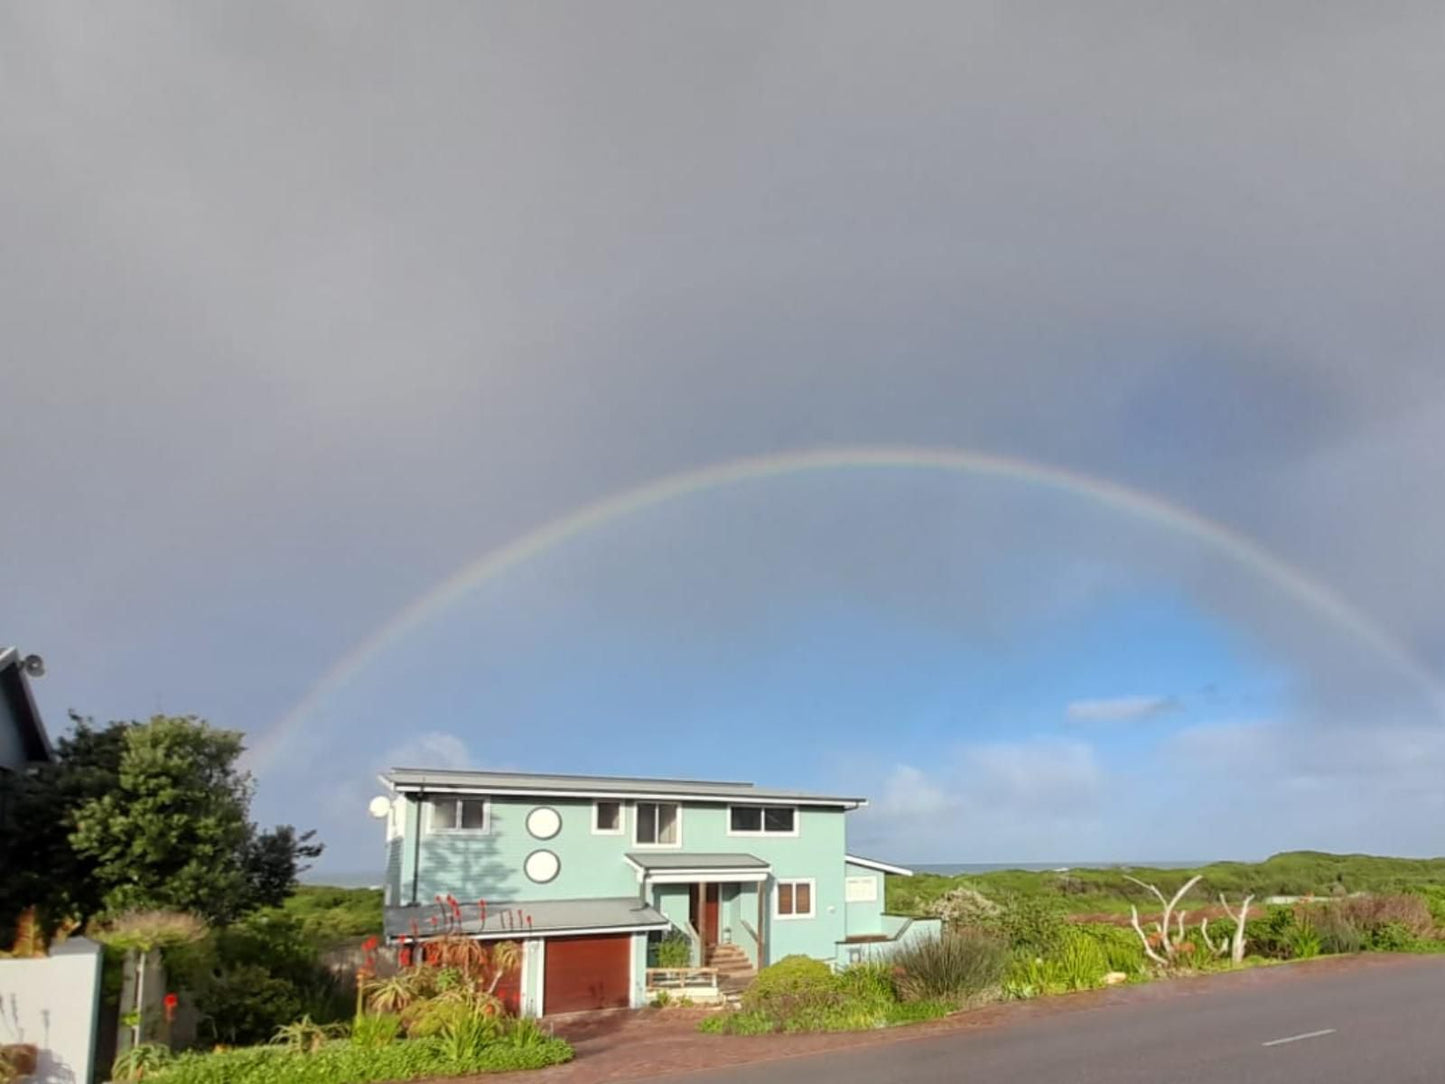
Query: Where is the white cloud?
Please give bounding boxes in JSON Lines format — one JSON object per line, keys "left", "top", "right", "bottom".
{"left": 852, "top": 738, "right": 1107, "bottom": 863}
{"left": 1067, "top": 696, "right": 1179, "bottom": 723}
{"left": 382, "top": 730, "right": 473, "bottom": 772}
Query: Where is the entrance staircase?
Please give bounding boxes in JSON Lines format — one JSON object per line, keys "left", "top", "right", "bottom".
{"left": 705, "top": 943, "right": 756, "bottom": 999}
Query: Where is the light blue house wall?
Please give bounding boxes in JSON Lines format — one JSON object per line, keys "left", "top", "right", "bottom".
{"left": 844, "top": 861, "right": 886, "bottom": 936}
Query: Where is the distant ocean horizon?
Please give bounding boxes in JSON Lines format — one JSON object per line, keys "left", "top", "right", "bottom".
{"left": 913, "top": 860, "right": 1217, "bottom": 875}
{"left": 304, "top": 859, "right": 1221, "bottom": 889}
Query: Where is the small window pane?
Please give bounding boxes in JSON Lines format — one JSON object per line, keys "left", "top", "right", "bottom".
{"left": 596, "top": 801, "right": 621, "bottom": 831}
{"left": 763, "top": 807, "right": 794, "bottom": 833}
{"left": 778, "top": 884, "right": 794, "bottom": 914}
{"left": 730, "top": 806, "right": 762, "bottom": 832}
{"left": 795, "top": 883, "right": 812, "bottom": 915}
{"left": 460, "top": 800, "right": 488, "bottom": 829}
{"left": 636, "top": 802, "right": 657, "bottom": 844}
{"left": 429, "top": 799, "right": 458, "bottom": 830}
{"left": 657, "top": 802, "right": 678, "bottom": 844}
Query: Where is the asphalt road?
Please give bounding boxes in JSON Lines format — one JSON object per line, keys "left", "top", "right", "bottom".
{"left": 651, "top": 956, "right": 1445, "bottom": 1084}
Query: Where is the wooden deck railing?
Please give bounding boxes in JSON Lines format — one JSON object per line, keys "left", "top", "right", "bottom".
{"left": 645, "top": 967, "right": 720, "bottom": 993}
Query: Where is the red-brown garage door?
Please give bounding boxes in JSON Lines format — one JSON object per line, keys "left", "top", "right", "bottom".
{"left": 543, "top": 934, "right": 631, "bottom": 1014}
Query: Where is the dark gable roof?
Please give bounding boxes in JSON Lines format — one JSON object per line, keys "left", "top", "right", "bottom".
{"left": 0, "top": 646, "right": 53, "bottom": 764}
{"left": 383, "top": 767, "right": 866, "bottom": 809}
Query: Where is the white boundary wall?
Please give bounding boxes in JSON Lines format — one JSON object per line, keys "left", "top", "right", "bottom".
{"left": 0, "top": 937, "right": 103, "bottom": 1084}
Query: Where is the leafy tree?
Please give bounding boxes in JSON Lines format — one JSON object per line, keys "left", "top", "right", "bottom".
{"left": 0, "top": 714, "right": 321, "bottom": 933}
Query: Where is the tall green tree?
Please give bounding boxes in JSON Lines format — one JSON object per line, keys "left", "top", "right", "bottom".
{"left": 0, "top": 714, "right": 321, "bottom": 932}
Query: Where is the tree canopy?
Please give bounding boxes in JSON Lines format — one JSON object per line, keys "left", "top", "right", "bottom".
{"left": 0, "top": 714, "right": 321, "bottom": 934}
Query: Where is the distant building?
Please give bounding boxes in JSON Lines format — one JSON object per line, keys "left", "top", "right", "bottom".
{"left": 0, "top": 646, "right": 52, "bottom": 771}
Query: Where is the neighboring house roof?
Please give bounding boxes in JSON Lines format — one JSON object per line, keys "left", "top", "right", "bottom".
{"left": 845, "top": 854, "right": 916, "bottom": 877}
{"left": 383, "top": 896, "right": 670, "bottom": 942}
{"left": 0, "top": 646, "right": 53, "bottom": 764}
{"left": 383, "top": 767, "right": 867, "bottom": 809}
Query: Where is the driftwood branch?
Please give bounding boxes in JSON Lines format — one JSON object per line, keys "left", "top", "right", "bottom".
{"left": 1124, "top": 874, "right": 1203, "bottom": 967}
{"left": 1218, "top": 893, "right": 1255, "bottom": 965}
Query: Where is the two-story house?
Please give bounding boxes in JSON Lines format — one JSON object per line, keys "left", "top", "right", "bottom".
{"left": 376, "top": 768, "right": 939, "bottom": 1016}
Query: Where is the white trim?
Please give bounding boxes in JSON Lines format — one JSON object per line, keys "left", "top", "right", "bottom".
{"left": 533, "top": 939, "right": 545, "bottom": 1017}
{"left": 844, "top": 854, "right": 914, "bottom": 877}
{"left": 391, "top": 921, "right": 671, "bottom": 944}
{"left": 773, "top": 877, "right": 817, "bottom": 920}
{"left": 629, "top": 931, "right": 645, "bottom": 1008}
{"left": 391, "top": 782, "right": 864, "bottom": 809}
{"left": 592, "top": 798, "right": 625, "bottom": 835}
{"left": 726, "top": 804, "right": 800, "bottom": 838}
{"left": 623, "top": 854, "right": 647, "bottom": 880}
{"left": 645, "top": 869, "right": 769, "bottom": 885}
{"left": 632, "top": 800, "right": 683, "bottom": 849}
{"left": 425, "top": 795, "right": 492, "bottom": 834}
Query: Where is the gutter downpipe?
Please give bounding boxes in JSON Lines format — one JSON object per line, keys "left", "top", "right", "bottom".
{"left": 410, "top": 789, "right": 424, "bottom": 905}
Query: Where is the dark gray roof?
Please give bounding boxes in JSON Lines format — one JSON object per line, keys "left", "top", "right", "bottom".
{"left": 383, "top": 767, "right": 866, "bottom": 808}
{"left": 0, "top": 647, "right": 52, "bottom": 764}
{"left": 384, "top": 896, "right": 670, "bottom": 941}
{"left": 626, "top": 852, "right": 769, "bottom": 871}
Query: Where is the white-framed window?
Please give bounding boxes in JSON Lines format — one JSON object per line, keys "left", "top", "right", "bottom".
{"left": 592, "top": 799, "right": 624, "bottom": 835}
{"left": 844, "top": 875, "right": 878, "bottom": 903}
{"left": 633, "top": 801, "right": 681, "bottom": 847}
{"left": 775, "top": 879, "right": 815, "bottom": 919}
{"left": 727, "top": 804, "right": 798, "bottom": 837}
{"left": 426, "top": 796, "right": 490, "bottom": 833}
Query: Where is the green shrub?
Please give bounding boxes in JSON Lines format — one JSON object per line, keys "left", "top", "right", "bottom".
{"left": 112, "top": 1043, "right": 173, "bottom": 1082}
{"left": 349, "top": 1013, "right": 401, "bottom": 1049}
{"left": 652, "top": 931, "right": 692, "bottom": 969}
{"left": 1367, "top": 922, "right": 1416, "bottom": 952}
{"left": 742, "top": 955, "right": 840, "bottom": 1017}
{"left": 1049, "top": 928, "right": 1110, "bottom": 988}
{"left": 890, "top": 931, "right": 1009, "bottom": 1004}
{"left": 988, "top": 896, "right": 1068, "bottom": 953}
{"left": 1078, "top": 924, "right": 1146, "bottom": 974}
{"left": 1286, "top": 925, "right": 1321, "bottom": 960}
{"left": 148, "top": 1035, "right": 572, "bottom": 1084}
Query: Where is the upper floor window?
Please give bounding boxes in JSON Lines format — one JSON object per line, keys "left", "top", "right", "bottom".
{"left": 728, "top": 804, "right": 796, "bottom": 836}
{"left": 634, "top": 801, "right": 680, "bottom": 846}
{"left": 427, "top": 797, "right": 489, "bottom": 833}
{"left": 593, "top": 799, "right": 623, "bottom": 835}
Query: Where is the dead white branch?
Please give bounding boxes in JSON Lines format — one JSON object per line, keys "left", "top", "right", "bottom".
{"left": 1124, "top": 874, "right": 1203, "bottom": 967}
{"left": 1218, "top": 893, "right": 1255, "bottom": 965}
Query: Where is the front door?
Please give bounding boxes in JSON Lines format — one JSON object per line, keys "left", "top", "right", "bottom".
{"left": 690, "top": 883, "right": 720, "bottom": 952}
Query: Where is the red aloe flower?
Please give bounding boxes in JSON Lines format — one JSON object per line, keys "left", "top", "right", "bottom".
{"left": 400, "top": 945, "right": 413, "bottom": 967}
{"left": 163, "top": 993, "right": 178, "bottom": 1024}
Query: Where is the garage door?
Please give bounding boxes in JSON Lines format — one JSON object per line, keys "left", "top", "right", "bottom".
{"left": 543, "top": 934, "right": 631, "bottom": 1014}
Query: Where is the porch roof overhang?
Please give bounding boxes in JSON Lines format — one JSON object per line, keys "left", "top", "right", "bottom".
{"left": 624, "top": 852, "right": 771, "bottom": 884}
{"left": 384, "top": 896, "right": 670, "bottom": 942}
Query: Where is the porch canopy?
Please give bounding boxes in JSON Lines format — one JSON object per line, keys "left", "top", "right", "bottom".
{"left": 384, "top": 896, "right": 670, "bottom": 942}
{"left": 625, "top": 852, "right": 770, "bottom": 885}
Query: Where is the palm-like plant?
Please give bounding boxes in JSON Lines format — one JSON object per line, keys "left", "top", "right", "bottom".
{"left": 270, "top": 1014, "right": 344, "bottom": 1053}
{"left": 365, "top": 969, "right": 432, "bottom": 1014}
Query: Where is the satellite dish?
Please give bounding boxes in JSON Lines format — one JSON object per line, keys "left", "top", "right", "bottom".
{"left": 20, "top": 654, "right": 44, "bottom": 678}
{"left": 368, "top": 796, "right": 393, "bottom": 819}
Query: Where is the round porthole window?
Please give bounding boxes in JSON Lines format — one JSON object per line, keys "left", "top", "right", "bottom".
{"left": 526, "top": 806, "right": 561, "bottom": 840}
{"left": 524, "top": 849, "right": 560, "bottom": 884}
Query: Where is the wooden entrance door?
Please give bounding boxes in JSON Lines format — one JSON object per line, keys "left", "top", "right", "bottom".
{"left": 690, "top": 883, "right": 720, "bottom": 951}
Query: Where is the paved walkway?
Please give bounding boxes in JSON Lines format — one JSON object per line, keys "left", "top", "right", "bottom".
{"left": 447, "top": 953, "right": 1422, "bottom": 1084}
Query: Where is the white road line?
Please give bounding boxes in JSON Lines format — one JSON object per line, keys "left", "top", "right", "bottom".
{"left": 1262, "top": 1028, "right": 1337, "bottom": 1048}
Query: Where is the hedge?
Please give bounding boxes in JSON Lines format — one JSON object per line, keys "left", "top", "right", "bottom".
{"left": 148, "top": 1036, "right": 573, "bottom": 1084}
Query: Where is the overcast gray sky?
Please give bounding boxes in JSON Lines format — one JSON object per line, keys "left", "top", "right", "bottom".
{"left": 4, "top": 3, "right": 1444, "bottom": 870}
